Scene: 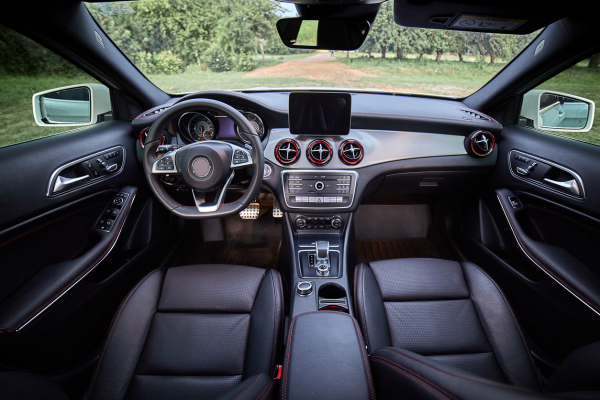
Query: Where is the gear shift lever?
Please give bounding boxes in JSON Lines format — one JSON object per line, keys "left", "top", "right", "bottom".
{"left": 316, "top": 241, "right": 329, "bottom": 260}
{"left": 315, "top": 241, "right": 330, "bottom": 276}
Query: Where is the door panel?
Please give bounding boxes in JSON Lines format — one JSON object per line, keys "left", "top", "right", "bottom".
{"left": 0, "top": 120, "right": 144, "bottom": 230}
{"left": 0, "top": 121, "right": 172, "bottom": 371}
{"left": 457, "top": 124, "right": 600, "bottom": 362}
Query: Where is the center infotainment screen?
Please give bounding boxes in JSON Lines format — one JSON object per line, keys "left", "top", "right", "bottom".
{"left": 288, "top": 92, "right": 351, "bottom": 135}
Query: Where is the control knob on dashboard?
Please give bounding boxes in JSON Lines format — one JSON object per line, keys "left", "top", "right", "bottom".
{"left": 331, "top": 216, "right": 343, "bottom": 229}
{"left": 295, "top": 216, "right": 307, "bottom": 229}
{"left": 297, "top": 281, "right": 313, "bottom": 296}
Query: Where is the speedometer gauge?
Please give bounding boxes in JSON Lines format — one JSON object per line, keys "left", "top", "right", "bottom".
{"left": 235, "top": 112, "right": 265, "bottom": 143}
{"left": 188, "top": 113, "right": 215, "bottom": 141}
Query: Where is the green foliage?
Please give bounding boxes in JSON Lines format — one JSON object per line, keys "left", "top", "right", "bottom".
{"left": 135, "top": 50, "right": 184, "bottom": 74}
{"left": 233, "top": 52, "right": 257, "bottom": 72}
{"left": 0, "top": 25, "right": 84, "bottom": 77}
{"left": 204, "top": 46, "right": 231, "bottom": 72}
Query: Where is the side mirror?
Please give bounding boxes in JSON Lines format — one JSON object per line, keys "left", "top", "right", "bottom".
{"left": 521, "top": 89, "right": 595, "bottom": 132}
{"left": 32, "top": 83, "right": 112, "bottom": 127}
{"left": 276, "top": 18, "right": 370, "bottom": 51}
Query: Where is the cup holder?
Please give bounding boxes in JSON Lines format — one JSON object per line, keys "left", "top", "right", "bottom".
{"left": 318, "top": 283, "right": 349, "bottom": 313}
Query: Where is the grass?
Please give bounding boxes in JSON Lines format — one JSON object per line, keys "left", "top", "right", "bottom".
{"left": 0, "top": 75, "right": 98, "bottom": 147}
{"left": 2, "top": 56, "right": 599, "bottom": 147}
{"left": 533, "top": 65, "right": 600, "bottom": 145}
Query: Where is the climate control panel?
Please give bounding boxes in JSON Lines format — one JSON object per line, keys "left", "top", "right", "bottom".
{"left": 295, "top": 215, "right": 343, "bottom": 230}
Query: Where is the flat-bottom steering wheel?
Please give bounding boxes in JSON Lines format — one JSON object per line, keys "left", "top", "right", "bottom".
{"left": 143, "top": 99, "right": 264, "bottom": 219}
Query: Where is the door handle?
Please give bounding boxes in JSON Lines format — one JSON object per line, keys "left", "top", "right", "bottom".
{"left": 53, "top": 175, "right": 90, "bottom": 193}
{"left": 543, "top": 178, "right": 580, "bottom": 196}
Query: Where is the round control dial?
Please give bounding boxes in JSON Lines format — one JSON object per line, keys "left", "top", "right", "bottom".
{"left": 295, "top": 216, "right": 307, "bottom": 229}
{"left": 331, "top": 216, "right": 343, "bottom": 229}
{"left": 297, "top": 281, "right": 313, "bottom": 296}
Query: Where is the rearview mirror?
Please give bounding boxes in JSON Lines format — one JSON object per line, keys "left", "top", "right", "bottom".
{"left": 276, "top": 18, "right": 370, "bottom": 51}
{"left": 32, "top": 83, "right": 112, "bottom": 127}
{"left": 520, "top": 89, "right": 595, "bottom": 132}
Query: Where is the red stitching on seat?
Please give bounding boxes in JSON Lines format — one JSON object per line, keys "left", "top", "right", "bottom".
{"left": 377, "top": 348, "right": 533, "bottom": 391}
{"left": 231, "top": 374, "right": 262, "bottom": 400}
{"left": 371, "top": 357, "right": 456, "bottom": 400}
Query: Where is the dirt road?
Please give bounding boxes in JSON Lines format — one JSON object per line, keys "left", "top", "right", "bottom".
{"left": 246, "top": 52, "right": 374, "bottom": 83}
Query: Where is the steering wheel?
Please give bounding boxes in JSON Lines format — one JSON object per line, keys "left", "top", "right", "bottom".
{"left": 143, "top": 99, "right": 264, "bottom": 219}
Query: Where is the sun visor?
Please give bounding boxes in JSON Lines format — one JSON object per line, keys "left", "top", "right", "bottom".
{"left": 393, "top": 0, "right": 565, "bottom": 34}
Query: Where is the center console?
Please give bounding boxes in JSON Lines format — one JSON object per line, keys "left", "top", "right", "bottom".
{"left": 282, "top": 170, "right": 358, "bottom": 208}
{"left": 282, "top": 311, "right": 374, "bottom": 400}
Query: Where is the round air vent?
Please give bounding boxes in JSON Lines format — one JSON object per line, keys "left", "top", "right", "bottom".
{"left": 464, "top": 130, "right": 495, "bottom": 157}
{"left": 339, "top": 140, "right": 364, "bottom": 165}
{"left": 275, "top": 139, "right": 300, "bottom": 165}
{"left": 307, "top": 140, "right": 333, "bottom": 166}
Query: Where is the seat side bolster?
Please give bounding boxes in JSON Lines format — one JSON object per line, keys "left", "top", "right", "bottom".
{"left": 371, "top": 348, "right": 547, "bottom": 400}
{"left": 354, "top": 263, "right": 392, "bottom": 353}
{"left": 460, "top": 262, "right": 541, "bottom": 390}
{"left": 215, "top": 374, "right": 275, "bottom": 400}
{"left": 86, "top": 268, "right": 165, "bottom": 400}
{"left": 245, "top": 269, "right": 283, "bottom": 378}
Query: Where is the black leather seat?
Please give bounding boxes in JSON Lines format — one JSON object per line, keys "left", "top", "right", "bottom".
{"left": 2, "top": 264, "right": 283, "bottom": 400}
{"left": 354, "top": 258, "right": 600, "bottom": 399}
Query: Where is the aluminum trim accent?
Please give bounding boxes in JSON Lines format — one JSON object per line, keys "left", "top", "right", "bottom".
{"left": 47, "top": 146, "right": 125, "bottom": 197}
{"left": 497, "top": 194, "right": 600, "bottom": 318}
{"left": 281, "top": 169, "right": 359, "bottom": 209}
{"left": 298, "top": 249, "right": 341, "bottom": 279}
{"left": 16, "top": 191, "right": 137, "bottom": 331}
{"left": 192, "top": 171, "right": 235, "bottom": 213}
{"left": 151, "top": 140, "right": 253, "bottom": 174}
{"left": 265, "top": 128, "right": 467, "bottom": 169}
{"left": 298, "top": 232, "right": 340, "bottom": 248}
{"left": 508, "top": 150, "right": 586, "bottom": 200}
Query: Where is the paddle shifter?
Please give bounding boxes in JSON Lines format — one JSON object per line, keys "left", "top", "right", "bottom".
{"left": 315, "top": 241, "right": 330, "bottom": 276}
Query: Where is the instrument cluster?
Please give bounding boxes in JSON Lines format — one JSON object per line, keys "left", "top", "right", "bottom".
{"left": 177, "top": 110, "right": 266, "bottom": 144}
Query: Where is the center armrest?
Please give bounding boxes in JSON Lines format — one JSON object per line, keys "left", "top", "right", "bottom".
{"left": 281, "top": 311, "right": 375, "bottom": 400}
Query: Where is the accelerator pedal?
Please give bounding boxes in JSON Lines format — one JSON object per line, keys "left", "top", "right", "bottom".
{"left": 273, "top": 197, "right": 283, "bottom": 218}
{"left": 240, "top": 199, "right": 260, "bottom": 220}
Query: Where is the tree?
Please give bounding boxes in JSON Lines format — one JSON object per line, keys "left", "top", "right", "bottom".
{"left": 429, "top": 30, "right": 450, "bottom": 62}
{"left": 368, "top": 1, "right": 396, "bottom": 58}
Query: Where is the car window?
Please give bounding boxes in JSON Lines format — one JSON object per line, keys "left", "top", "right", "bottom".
{"left": 0, "top": 25, "right": 112, "bottom": 148}
{"left": 519, "top": 59, "right": 600, "bottom": 146}
{"left": 85, "top": 0, "right": 540, "bottom": 98}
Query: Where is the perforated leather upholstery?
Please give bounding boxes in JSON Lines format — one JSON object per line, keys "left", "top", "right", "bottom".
{"left": 354, "top": 258, "right": 540, "bottom": 389}
{"left": 86, "top": 264, "right": 283, "bottom": 400}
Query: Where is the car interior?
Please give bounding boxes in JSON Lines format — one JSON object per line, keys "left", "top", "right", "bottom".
{"left": 1, "top": 0, "right": 600, "bottom": 399}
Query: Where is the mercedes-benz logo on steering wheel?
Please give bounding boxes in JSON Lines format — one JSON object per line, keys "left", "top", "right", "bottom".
{"left": 191, "top": 156, "right": 212, "bottom": 179}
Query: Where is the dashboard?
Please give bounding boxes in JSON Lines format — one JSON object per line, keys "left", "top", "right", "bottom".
{"left": 132, "top": 90, "right": 502, "bottom": 213}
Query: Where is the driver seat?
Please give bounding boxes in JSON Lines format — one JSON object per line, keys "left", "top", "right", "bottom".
{"left": 0, "top": 264, "right": 283, "bottom": 400}
{"left": 84, "top": 264, "right": 284, "bottom": 400}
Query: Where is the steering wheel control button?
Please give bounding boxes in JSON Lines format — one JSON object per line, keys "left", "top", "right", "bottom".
{"left": 190, "top": 156, "right": 212, "bottom": 178}
{"left": 232, "top": 149, "right": 249, "bottom": 165}
{"left": 315, "top": 181, "right": 325, "bottom": 191}
{"left": 156, "top": 155, "right": 175, "bottom": 171}
{"left": 297, "top": 281, "right": 314, "bottom": 296}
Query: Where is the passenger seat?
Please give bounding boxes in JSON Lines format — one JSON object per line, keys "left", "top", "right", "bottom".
{"left": 354, "top": 258, "right": 600, "bottom": 399}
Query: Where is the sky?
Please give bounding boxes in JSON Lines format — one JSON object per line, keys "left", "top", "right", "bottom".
{"left": 277, "top": 1, "right": 298, "bottom": 17}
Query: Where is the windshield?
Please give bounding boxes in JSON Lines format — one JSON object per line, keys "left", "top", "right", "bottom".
{"left": 86, "top": 1, "right": 540, "bottom": 97}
